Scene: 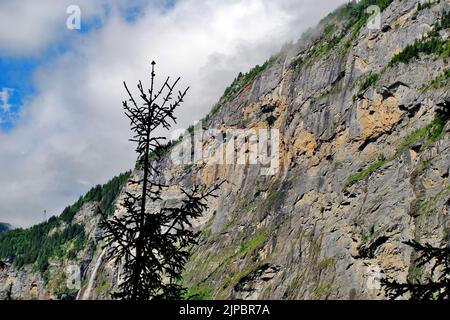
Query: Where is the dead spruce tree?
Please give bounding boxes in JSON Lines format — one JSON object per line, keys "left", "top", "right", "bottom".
{"left": 100, "top": 61, "right": 221, "bottom": 300}
{"left": 381, "top": 240, "right": 450, "bottom": 300}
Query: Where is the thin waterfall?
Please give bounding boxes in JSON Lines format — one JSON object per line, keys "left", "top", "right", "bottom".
{"left": 79, "top": 248, "right": 107, "bottom": 300}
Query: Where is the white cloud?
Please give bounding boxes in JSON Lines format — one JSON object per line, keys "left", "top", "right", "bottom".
{"left": 0, "top": 0, "right": 347, "bottom": 226}
{"left": 0, "top": 88, "right": 13, "bottom": 113}
{"left": 0, "top": 0, "right": 109, "bottom": 56}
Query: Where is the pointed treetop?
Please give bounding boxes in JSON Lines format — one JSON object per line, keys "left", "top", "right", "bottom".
{"left": 151, "top": 61, "right": 156, "bottom": 65}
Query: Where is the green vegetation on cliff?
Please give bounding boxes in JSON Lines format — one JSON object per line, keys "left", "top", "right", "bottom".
{"left": 359, "top": 72, "right": 380, "bottom": 91}
{"left": 340, "top": 0, "right": 394, "bottom": 50}
{"left": 61, "top": 171, "right": 130, "bottom": 222}
{"left": 346, "top": 106, "right": 449, "bottom": 187}
{"left": 346, "top": 156, "right": 387, "bottom": 187}
{"left": 295, "top": 0, "right": 394, "bottom": 69}
{"left": 417, "top": 0, "right": 441, "bottom": 11}
{"left": 0, "top": 171, "right": 130, "bottom": 274}
{"left": 423, "top": 68, "right": 450, "bottom": 91}
{"left": 389, "top": 37, "right": 450, "bottom": 66}
{"left": 389, "top": 10, "right": 449, "bottom": 67}
{"left": 212, "top": 58, "right": 275, "bottom": 114}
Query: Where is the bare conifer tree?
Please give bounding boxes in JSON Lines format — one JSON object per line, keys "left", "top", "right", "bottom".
{"left": 382, "top": 240, "right": 450, "bottom": 300}
{"left": 100, "top": 61, "right": 222, "bottom": 300}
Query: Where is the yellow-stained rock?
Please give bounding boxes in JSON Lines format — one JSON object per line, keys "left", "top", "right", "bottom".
{"left": 357, "top": 93, "right": 401, "bottom": 140}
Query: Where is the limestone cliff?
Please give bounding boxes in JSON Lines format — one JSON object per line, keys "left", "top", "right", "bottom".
{"left": 1, "top": 0, "right": 449, "bottom": 300}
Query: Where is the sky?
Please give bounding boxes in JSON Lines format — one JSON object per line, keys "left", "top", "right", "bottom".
{"left": 0, "top": 0, "right": 347, "bottom": 227}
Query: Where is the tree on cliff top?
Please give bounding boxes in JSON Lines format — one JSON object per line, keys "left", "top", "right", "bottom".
{"left": 100, "top": 61, "right": 222, "bottom": 300}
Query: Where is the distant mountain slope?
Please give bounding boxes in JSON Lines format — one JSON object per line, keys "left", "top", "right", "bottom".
{"left": 0, "top": 172, "right": 129, "bottom": 300}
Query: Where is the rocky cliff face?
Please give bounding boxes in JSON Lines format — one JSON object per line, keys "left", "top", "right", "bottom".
{"left": 1, "top": 0, "right": 449, "bottom": 300}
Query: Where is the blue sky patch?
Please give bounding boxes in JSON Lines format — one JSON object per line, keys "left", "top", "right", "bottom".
{"left": 0, "top": 87, "right": 23, "bottom": 130}
{"left": 0, "top": 44, "right": 74, "bottom": 131}
{"left": 0, "top": 57, "right": 38, "bottom": 130}
{"left": 0, "top": 9, "right": 107, "bottom": 131}
{"left": 0, "top": 0, "right": 175, "bottom": 131}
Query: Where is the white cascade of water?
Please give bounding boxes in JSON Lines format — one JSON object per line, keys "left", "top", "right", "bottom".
{"left": 79, "top": 248, "right": 107, "bottom": 300}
